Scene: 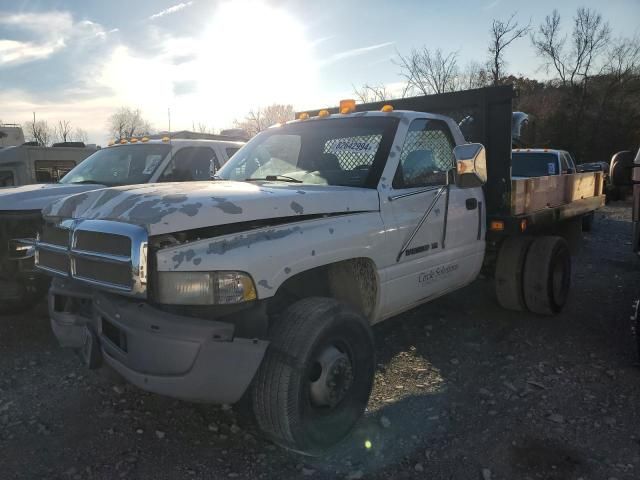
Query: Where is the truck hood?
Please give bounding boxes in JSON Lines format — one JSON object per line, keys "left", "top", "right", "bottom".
{"left": 0, "top": 183, "right": 106, "bottom": 212}
{"left": 43, "top": 181, "right": 381, "bottom": 236}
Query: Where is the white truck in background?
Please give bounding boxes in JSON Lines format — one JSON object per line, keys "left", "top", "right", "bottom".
{"left": 0, "top": 137, "right": 244, "bottom": 314}
{"left": 0, "top": 123, "right": 25, "bottom": 148}
{"left": 35, "top": 87, "right": 604, "bottom": 454}
{"left": 512, "top": 148, "right": 578, "bottom": 178}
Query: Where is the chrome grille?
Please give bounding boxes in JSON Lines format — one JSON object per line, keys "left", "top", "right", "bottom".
{"left": 35, "top": 219, "right": 148, "bottom": 298}
{"left": 40, "top": 224, "right": 69, "bottom": 247}
{"left": 37, "top": 248, "right": 69, "bottom": 275}
{"left": 75, "top": 230, "right": 131, "bottom": 257}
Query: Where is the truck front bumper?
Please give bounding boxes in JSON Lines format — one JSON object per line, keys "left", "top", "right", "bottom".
{"left": 49, "top": 278, "right": 269, "bottom": 404}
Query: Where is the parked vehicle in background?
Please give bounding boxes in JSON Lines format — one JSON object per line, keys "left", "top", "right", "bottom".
{"left": 608, "top": 150, "right": 636, "bottom": 201}
{"left": 0, "top": 142, "right": 98, "bottom": 187}
{"left": 35, "top": 86, "right": 605, "bottom": 454}
{"left": 609, "top": 147, "right": 640, "bottom": 361}
{"left": 0, "top": 137, "right": 244, "bottom": 314}
{"left": 0, "top": 123, "right": 26, "bottom": 148}
{"left": 511, "top": 148, "right": 577, "bottom": 178}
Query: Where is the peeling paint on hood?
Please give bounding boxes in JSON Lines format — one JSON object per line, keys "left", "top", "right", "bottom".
{"left": 42, "top": 181, "right": 381, "bottom": 235}
{"left": 0, "top": 183, "right": 106, "bottom": 212}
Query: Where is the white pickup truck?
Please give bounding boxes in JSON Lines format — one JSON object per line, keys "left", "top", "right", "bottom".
{"left": 35, "top": 87, "right": 604, "bottom": 454}
{"left": 0, "top": 137, "right": 243, "bottom": 314}
{"left": 512, "top": 148, "right": 578, "bottom": 178}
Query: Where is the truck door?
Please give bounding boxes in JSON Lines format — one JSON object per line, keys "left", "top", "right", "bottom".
{"left": 380, "top": 118, "right": 484, "bottom": 318}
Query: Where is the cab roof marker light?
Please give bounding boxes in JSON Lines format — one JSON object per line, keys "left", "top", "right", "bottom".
{"left": 120, "top": 139, "right": 127, "bottom": 144}
{"left": 318, "top": 109, "right": 330, "bottom": 118}
{"left": 130, "top": 137, "right": 138, "bottom": 143}
{"left": 162, "top": 136, "right": 170, "bottom": 143}
{"left": 108, "top": 140, "right": 115, "bottom": 146}
{"left": 298, "top": 112, "right": 309, "bottom": 120}
{"left": 141, "top": 137, "right": 149, "bottom": 142}
{"left": 381, "top": 104, "right": 394, "bottom": 112}
{"left": 339, "top": 99, "right": 356, "bottom": 114}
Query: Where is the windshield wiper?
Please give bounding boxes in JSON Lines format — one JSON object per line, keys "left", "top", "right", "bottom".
{"left": 68, "top": 180, "right": 105, "bottom": 185}
{"left": 245, "top": 175, "right": 302, "bottom": 183}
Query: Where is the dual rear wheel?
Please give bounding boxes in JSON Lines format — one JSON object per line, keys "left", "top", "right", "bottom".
{"left": 495, "top": 235, "right": 571, "bottom": 315}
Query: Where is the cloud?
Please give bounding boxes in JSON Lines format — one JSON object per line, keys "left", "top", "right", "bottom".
{"left": 319, "top": 42, "right": 395, "bottom": 67}
{"left": 0, "top": 39, "right": 64, "bottom": 65}
{"left": 483, "top": 0, "right": 501, "bottom": 9}
{"left": 149, "top": 1, "right": 194, "bottom": 20}
{"left": 0, "top": 11, "right": 113, "bottom": 67}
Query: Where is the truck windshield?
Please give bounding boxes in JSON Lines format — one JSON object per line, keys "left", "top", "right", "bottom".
{"left": 512, "top": 152, "right": 559, "bottom": 177}
{"left": 60, "top": 144, "right": 171, "bottom": 186}
{"left": 216, "top": 116, "right": 399, "bottom": 188}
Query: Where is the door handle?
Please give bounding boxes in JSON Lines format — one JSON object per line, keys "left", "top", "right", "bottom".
{"left": 466, "top": 198, "right": 478, "bottom": 210}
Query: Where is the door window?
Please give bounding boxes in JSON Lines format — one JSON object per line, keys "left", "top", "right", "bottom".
{"left": 0, "top": 170, "right": 14, "bottom": 187}
{"left": 160, "top": 147, "right": 219, "bottom": 181}
{"left": 393, "top": 119, "right": 455, "bottom": 188}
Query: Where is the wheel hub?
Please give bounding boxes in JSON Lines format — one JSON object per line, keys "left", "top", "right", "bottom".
{"left": 309, "top": 345, "right": 354, "bottom": 408}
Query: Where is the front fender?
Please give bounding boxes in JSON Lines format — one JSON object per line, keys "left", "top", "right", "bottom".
{"left": 155, "top": 213, "right": 386, "bottom": 299}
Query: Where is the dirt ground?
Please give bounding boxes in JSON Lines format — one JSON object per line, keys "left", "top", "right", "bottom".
{"left": 1, "top": 201, "right": 639, "bottom": 480}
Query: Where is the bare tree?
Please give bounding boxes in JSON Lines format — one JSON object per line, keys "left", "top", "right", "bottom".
{"left": 352, "top": 83, "right": 392, "bottom": 103}
{"left": 74, "top": 128, "right": 89, "bottom": 143}
{"left": 396, "top": 48, "right": 460, "bottom": 95}
{"left": 54, "top": 120, "right": 73, "bottom": 143}
{"left": 27, "top": 117, "right": 51, "bottom": 146}
{"left": 192, "top": 121, "right": 215, "bottom": 134}
{"left": 532, "top": 8, "right": 611, "bottom": 89}
{"left": 488, "top": 12, "right": 531, "bottom": 85}
{"left": 107, "top": 107, "right": 152, "bottom": 140}
{"left": 460, "top": 61, "right": 491, "bottom": 90}
{"left": 234, "top": 104, "right": 294, "bottom": 137}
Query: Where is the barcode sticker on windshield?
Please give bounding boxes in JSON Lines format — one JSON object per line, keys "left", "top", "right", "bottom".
{"left": 548, "top": 162, "right": 556, "bottom": 174}
{"left": 328, "top": 139, "right": 378, "bottom": 155}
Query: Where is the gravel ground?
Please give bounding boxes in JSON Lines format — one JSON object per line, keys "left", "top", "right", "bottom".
{"left": 1, "top": 201, "right": 639, "bottom": 480}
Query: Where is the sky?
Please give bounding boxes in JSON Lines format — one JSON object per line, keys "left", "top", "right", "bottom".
{"left": 1, "top": 0, "right": 639, "bottom": 145}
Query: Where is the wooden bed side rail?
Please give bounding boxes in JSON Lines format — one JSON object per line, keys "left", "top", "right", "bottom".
{"left": 510, "top": 171, "right": 604, "bottom": 215}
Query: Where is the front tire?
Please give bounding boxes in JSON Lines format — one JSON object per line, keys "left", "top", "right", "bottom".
{"left": 252, "top": 297, "right": 375, "bottom": 455}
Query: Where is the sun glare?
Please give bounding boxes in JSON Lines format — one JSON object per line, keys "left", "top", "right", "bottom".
{"left": 100, "top": 0, "right": 317, "bottom": 131}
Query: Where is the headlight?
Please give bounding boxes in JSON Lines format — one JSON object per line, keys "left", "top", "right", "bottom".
{"left": 8, "top": 238, "right": 36, "bottom": 260}
{"left": 156, "top": 271, "right": 257, "bottom": 305}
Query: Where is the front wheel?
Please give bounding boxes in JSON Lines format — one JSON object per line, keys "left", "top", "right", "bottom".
{"left": 252, "top": 297, "right": 375, "bottom": 455}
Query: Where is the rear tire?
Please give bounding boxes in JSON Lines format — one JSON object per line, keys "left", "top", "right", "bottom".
{"left": 252, "top": 297, "right": 375, "bottom": 455}
{"left": 495, "top": 236, "right": 534, "bottom": 311}
{"left": 523, "top": 236, "right": 571, "bottom": 315}
{"left": 582, "top": 212, "right": 595, "bottom": 232}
